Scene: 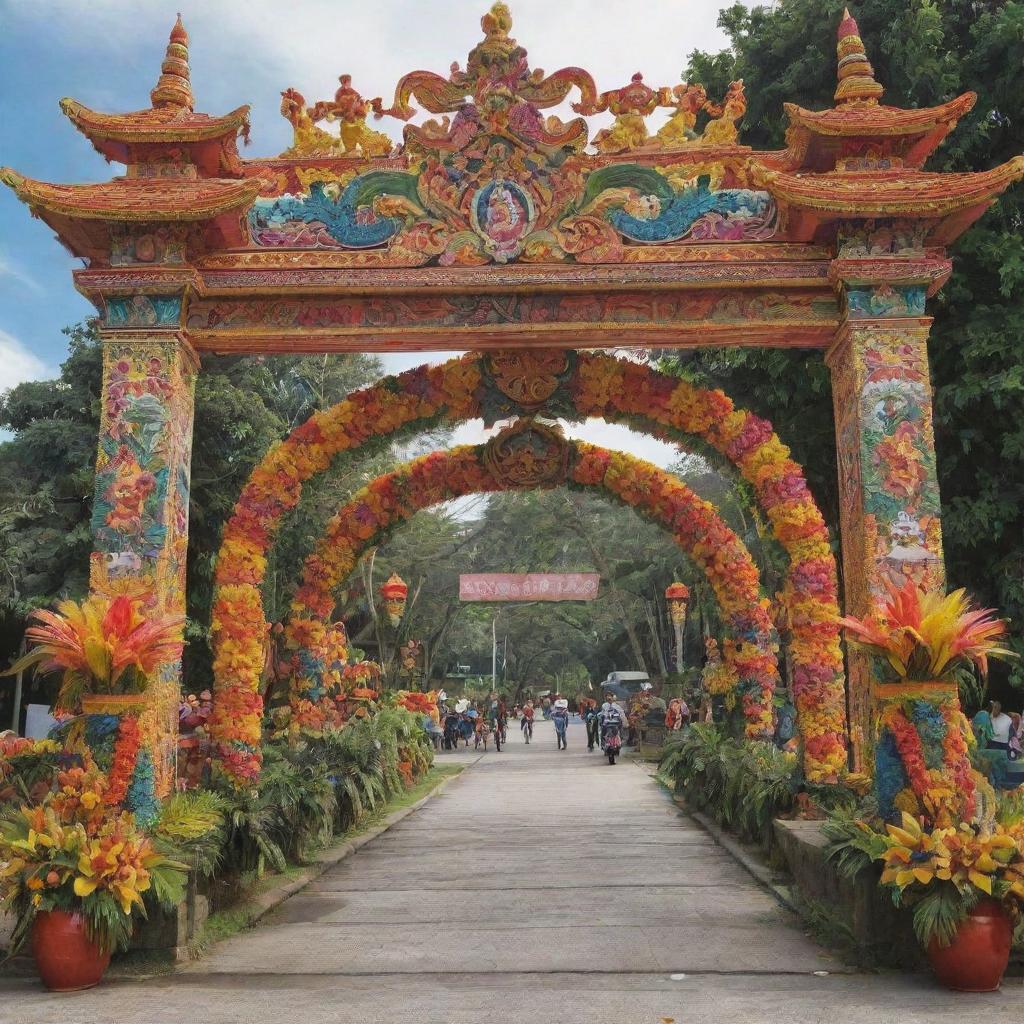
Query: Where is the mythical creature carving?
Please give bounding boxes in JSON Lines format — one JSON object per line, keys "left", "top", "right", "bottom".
{"left": 280, "top": 77, "right": 393, "bottom": 158}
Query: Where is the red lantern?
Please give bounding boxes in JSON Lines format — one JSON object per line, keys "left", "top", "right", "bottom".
{"left": 380, "top": 573, "right": 408, "bottom": 627}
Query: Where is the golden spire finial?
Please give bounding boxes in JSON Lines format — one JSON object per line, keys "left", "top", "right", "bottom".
{"left": 150, "top": 14, "right": 195, "bottom": 111}
{"left": 834, "top": 7, "right": 884, "bottom": 105}
{"left": 481, "top": 2, "right": 513, "bottom": 41}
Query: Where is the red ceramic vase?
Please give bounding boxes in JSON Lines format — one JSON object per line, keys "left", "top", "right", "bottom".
{"left": 31, "top": 910, "right": 111, "bottom": 992}
{"left": 927, "top": 898, "right": 1012, "bottom": 992}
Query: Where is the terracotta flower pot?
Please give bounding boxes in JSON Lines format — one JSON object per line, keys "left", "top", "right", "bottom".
{"left": 927, "top": 898, "right": 1012, "bottom": 992}
{"left": 31, "top": 910, "right": 111, "bottom": 992}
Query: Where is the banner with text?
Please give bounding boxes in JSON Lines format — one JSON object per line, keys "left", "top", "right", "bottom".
{"left": 459, "top": 573, "right": 600, "bottom": 602}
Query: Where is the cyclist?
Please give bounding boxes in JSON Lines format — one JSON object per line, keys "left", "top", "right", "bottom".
{"left": 520, "top": 699, "right": 535, "bottom": 744}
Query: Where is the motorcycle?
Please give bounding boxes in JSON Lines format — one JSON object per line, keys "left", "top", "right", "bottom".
{"left": 601, "top": 720, "right": 623, "bottom": 765}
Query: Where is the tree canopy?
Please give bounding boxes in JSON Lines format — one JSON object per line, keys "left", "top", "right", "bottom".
{"left": 670, "top": 0, "right": 1024, "bottom": 691}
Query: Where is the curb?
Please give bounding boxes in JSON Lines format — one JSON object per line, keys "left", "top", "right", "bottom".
{"left": 674, "top": 797, "right": 797, "bottom": 913}
{"left": 185, "top": 766, "right": 465, "bottom": 960}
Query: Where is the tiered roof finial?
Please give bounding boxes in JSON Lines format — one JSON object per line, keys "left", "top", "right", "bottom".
{"left": 834, "top": 7, "right": 883, "bottom": 105}
{"left": 150, "top": 14, "right": 194, "bottom": 111}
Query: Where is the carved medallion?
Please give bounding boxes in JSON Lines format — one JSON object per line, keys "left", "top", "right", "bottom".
{"left": 485, "top": 350, "right": 570, "bottom": 410}
{"left": 482, "top": 418, "right": 569, "bottom": 489}
{"left": 470, "top": 179, "right": 537, "bottom": 262}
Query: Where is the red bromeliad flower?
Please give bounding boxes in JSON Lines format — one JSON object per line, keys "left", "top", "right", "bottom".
{"left": 8, "top": 595, "right": 183, "bottom": 711}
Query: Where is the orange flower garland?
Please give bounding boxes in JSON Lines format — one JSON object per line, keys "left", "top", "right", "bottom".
{"left": 210, "top": 354, "right": 844, "bottom": 784}
{"left": 286, "top": 443, "right": 781, "bottom": 745}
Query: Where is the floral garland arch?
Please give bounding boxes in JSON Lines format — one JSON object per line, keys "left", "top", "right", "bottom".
{"left": 281, "top": 435, "right": 780, "bottom": 747}
{"left": 210, "top": 351, "right": 844, "bottom": 783}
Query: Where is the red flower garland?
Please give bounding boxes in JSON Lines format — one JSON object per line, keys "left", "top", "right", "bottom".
{"left": 105, "top": 715, "right": 141, "bottom": 806}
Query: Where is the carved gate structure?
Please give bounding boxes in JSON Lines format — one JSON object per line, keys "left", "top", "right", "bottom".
{"left": 4, "top": 6, "right": 1021, "bottom": 785}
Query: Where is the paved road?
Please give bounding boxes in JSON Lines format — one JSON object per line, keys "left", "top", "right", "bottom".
{"left": 1, "top": 719, "right": 1013, "bottom": 1022}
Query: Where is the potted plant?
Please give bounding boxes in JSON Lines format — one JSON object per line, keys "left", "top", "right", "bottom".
{"left": 833, "top": 809, "right": 1024, "bottom": 990}
{"left": 0, "top": 762, "right": 221, "bottom": 990}
{"left": 834, "top": 580, "right": 1019, "bottom": 989}
{"left": 7, "top": 595, "right": 183, "bottom": 823}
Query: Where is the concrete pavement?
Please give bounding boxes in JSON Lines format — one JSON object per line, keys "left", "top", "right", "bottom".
{"left": 1, "top": 718, "right": 1015, "bottom": 1022}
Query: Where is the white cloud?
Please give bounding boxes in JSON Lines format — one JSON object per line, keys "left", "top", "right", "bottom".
{"left": 0, "top": 253, "right": 42, "bottom": 295}
{"left": 0, "top": 329, "right": 51, "bottom": 393}
{"left": 10, "top": 1, "right": 733, "bottom": 158}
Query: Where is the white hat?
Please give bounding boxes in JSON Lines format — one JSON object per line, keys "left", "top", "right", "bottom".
{"left": 455, "top": 699, "right": 470, "bottom": 713}
{"left": 554, "top": 698, "right": 568, "bottom": 709}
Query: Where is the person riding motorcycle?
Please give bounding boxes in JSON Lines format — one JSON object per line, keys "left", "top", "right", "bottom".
{"left": 599, "top": 695, "right": 627, "bottom": 744}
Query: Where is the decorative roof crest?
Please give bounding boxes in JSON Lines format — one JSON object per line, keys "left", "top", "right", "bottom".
{"left": 150, "top": 14, "right": 194, "bottom": 111}
{"left": 834, "top": 7, "right": 883, "bottom": 105}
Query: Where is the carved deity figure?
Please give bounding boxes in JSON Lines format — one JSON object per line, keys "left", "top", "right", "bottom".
{"left": 656, "top": 83, "right": 708, "bottom": 146}
{"left": 588, "top": 73, "right": 662, "bottom": 154}
{"left": 280, "top": 78, "right": 393, "bottom": 158}
{"left": 313, "top": 75, "right": 393, "bottom": 157}
{"left": 280, "top": 88, "right": 345, "bottom": 157}
{"left": 700, "top": 80, "right": 746, "bottom": 146}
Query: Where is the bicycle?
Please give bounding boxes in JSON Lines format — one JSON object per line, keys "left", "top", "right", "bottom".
{"left": 520, "top": 717, "right": 533, "bottom": 744}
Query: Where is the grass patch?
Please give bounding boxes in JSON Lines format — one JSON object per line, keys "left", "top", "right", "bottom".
{"left": 186, "top": 763, "right": 461, "bottom": 960}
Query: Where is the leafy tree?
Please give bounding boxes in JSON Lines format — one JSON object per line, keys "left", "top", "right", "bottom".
{"left": 0, "top": 324, "right": 393, "bottom": 693}
{"left": 673, "top": 0, "right": 1024, "bottom": 690}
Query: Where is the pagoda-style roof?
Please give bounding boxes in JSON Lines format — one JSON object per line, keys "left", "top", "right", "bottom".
{"left": 0, "top": 170, "right": 262, "bottom": 222}
{"left": 776, "top": 10, "right": 977, "bottom": 173}
{"left": 750, "top": 157, "right": 1024, "bottom": 242}
{"left": 58, "top": 15, "right": 249, "bottom": 177}
{"left": 782, "top": 93, "right": 976, "bottom": 172}
{"left": 0, "top": 169, "right": 260, "bottom": 262}
{"left": 60, "top": 99, "right": 250, "bottom": 171}
{"left": 753, "top": 160, "right": 1024, "bottom": 217}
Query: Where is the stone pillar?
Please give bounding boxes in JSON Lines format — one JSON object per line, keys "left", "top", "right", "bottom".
{"left": 89, "top": 312, "right": 198, "bottom": 799}
{"left": 826, "top": 247, "right": 948, "bottom": 769}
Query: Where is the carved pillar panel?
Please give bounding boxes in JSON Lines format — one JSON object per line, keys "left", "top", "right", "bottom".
{"left": 89, "top": 316, "right": 198, "bottom": 798}
{"left": 827, "top": 249, "right": 948, "bottom": 766}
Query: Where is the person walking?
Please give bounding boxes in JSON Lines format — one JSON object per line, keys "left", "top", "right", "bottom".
{"left": 552, "top": 697, "right": 570, "bottom": 750}
{"left": 521, "top": 699, "right": 535, "bottom": 744}
{"left": 583, "top": 699, "right": 601, "bottom": 751}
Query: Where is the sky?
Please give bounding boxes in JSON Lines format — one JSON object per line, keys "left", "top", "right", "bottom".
{"left": 0, "top": 0, "right": 735, "bottom": 464}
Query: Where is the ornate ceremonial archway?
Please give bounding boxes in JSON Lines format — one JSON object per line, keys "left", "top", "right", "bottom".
{"left": 5, "top": 5, "right": 1022, "bottom": 790}
{"left": 213, "top": 431, "right": 784, "bottom": 783}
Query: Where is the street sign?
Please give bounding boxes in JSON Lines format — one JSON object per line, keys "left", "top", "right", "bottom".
{"left": 459, "top": 572, "right": 600, "bottom": 602}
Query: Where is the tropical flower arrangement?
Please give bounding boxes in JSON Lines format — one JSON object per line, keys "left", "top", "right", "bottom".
{"left": 839, "top": 580, "right": 1016, "bottom": 826}
{"left": 829, "top": 582, "right": 1021, "bottom": 984}
{"left": 839, "top": 580, "right": 1015, "bottom": 686}
{"left": 0, "top": 738, "right": 63, "bottom": 806}
{"left": 6, "top": 595, "right": 185, "bottom": 825}
{"left": 0, "top": 760, "right": 222, "bottom": 961}
{"left": 831, "top": 809, "right": 1024, "bottom": 951}
{"left": 8, "top": 595, "right": 184, "bottom": 712}
{"left": 210, "top": 352, "right": 843, "bottom": 783}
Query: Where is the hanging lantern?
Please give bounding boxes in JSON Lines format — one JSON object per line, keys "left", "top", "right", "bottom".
{"left": 380, "top": 573, "right": 408, "bottom": 627}
{"left": 665, "top": 582, "right": 690, "bottom": 626}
